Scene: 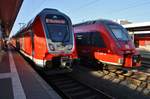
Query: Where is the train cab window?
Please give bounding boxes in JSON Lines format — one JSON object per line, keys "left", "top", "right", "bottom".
{"left": 47, "top": 25, "right": 69, "bottom": 42}
{"left": 45, "top": 14, "right": 70, "bottom": 42}
{"left": 108, "top": 25, "right": 129, "bottom": 41}
{"left": 91, "top": 32, "right": 106, "bottom": 48}
{"left": 76, "top": 32, "right": 91, "bottom": 46}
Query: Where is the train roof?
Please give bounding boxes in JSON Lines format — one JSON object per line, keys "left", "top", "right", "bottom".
{"left": 20, "top": 8, "right": 61, "bottom": 30}
{"left": 14, "top": 8, "right": 67, "bottom": 37}
{"left": 73, "top": 19, "right": 120, "bottom": 27}
{"left": 38, "top": 8, "right": 60, "bottom": 16}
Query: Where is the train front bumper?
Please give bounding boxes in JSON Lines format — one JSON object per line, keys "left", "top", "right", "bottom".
{"left": 124, "top": 54, "right": 141, "bottom": 68}
{"left": 132, "top": 55, "right": 141, "bottom": 67}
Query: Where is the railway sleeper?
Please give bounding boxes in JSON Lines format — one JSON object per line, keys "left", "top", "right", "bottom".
{"left": 58, "top": 83, "right": 79, "bottom": 89}
{"left": 62, "top": 86, "right": 85, "bottom": 93}
{"left": 68, "top": 89, "right": 92, "bottom": 97}
{"left": 53, "top": 80, "right": 74, "bottom": 85}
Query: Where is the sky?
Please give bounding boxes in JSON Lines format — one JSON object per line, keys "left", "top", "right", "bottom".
{"left": 10, "top": 0, "right": 150, "bottom": 37}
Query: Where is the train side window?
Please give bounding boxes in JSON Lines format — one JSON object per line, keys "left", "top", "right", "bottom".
{"left": 76, "top": 32, "right": 91, "bottom": 46}
{"left": 83, "top": 32, "right": 91, "bottom": 45}
{"left": 76, "top": 34, "right": 83, "bottom": 45}
{"left": 91, "top": 32, "right": 106, "bottom": 48}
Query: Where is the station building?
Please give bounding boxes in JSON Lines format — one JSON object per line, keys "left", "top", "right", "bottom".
{"left": 123, "top": 22, "right": 150, "bottom": 51}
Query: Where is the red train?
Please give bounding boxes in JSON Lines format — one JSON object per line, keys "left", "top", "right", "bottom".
{"left": 73, "top": 19, "right": 141, "bottom": 68}
{"left": 11, "top": 8, "right": 77, "bottom": 72}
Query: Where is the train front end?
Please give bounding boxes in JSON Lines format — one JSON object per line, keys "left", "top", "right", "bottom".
{"left": 42, "top": 10, "right": 77, "bottom": 71}
{"left": 106, "top": 22, "right": 141, "bottom": 68}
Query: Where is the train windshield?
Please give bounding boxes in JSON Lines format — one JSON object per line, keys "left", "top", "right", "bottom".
{"left": 45, "top": 15, "right": 70, "bottom": 42}
{"left": 108, "top": 25, "right": 129, "bottom": 41}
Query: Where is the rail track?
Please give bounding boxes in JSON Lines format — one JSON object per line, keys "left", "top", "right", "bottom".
{"left": 19, "top": 47, "right": 150, "bottom": 98}
{"left": 96, "top": 65, "right": 150, "bottom": 96}
{"left": 75, "top": 57, "right": 150, "bottom": 96}
{"left": 40, "top": 73, "right": 114, "bottom": 99}
{"left": 76, "top": 63, "right": 150, "bottom": 96}
{"left": 18, "top": 48, "right": 114, "bottom": 99}
{"left": 141, "top": 57, "right": 150, "bottom": 68}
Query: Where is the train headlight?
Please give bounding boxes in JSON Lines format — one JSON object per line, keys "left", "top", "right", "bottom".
{"left": 49, "top": 44, "right": 55, "bottom": 51}
{"left": 118, "top": 58, "right": 123, "bottom": 64}
{"left": 67, "top": 44, "right": 73, "bottom": 50}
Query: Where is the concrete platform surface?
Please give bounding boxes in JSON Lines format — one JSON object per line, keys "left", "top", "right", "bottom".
{"left": 0, "top": 47, "right": 61, "bottom": 99}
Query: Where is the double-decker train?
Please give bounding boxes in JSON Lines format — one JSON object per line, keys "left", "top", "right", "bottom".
{"left": 73, "top": 19, "right": 141, "bottom": 68}
{"left": 11, "top": 8, "right": 77, "bottom": 72}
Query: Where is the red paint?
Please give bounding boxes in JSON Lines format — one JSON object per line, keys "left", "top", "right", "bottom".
{"left": 74, "top": 20, "right": 141, "bottom": 68}
{"left": 10, "top": 9, "right": 77, "bottom": 71}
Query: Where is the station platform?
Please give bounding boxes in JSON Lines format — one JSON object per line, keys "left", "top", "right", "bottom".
{"left": 0, "top": 46, "right": 61, "bottom": 99}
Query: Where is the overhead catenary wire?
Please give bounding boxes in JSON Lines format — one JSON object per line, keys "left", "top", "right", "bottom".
{"left": 108, "top": 0, "right": 150, "bottom": 15}
{"left": 71, "top": 0, "right": 101, "bottom": 13}
{"left": 30, "top": 0, "right": 49, "bottom": 17}
{"left": 72, "top": 0, "right": 150, "bottom": 23}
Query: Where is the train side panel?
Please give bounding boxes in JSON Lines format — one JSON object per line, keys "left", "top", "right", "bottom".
{"left": 23, "top": 33, "right": 32, "bottom": 56}
{"left": 74, "top": 24, "right": 124, "bottom": 65}
{"left": 11, "top": 8, "right": 78, "bottom": 73}
{"left": 32, "top": 17, "right": 48, "bottom": 66}
{"left": 74, "top": 20, "right": 141, "bottom": 68}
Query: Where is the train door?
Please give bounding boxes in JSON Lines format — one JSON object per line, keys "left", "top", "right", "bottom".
{"left": 76, "top": 32, "right": 91, "bottom": 58}
{"left": 91, "top": 32, "right": 107, "bottom": 59}
{"left": 91, "top": 32, "right": 106, "bottom": 52}
{"left": 22, "top": 33, "right": 24, "bottom": 51}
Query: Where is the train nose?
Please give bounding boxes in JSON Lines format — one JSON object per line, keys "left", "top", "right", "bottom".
{"left": 119, "top": 41, "right": 135, "bottom": 51}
